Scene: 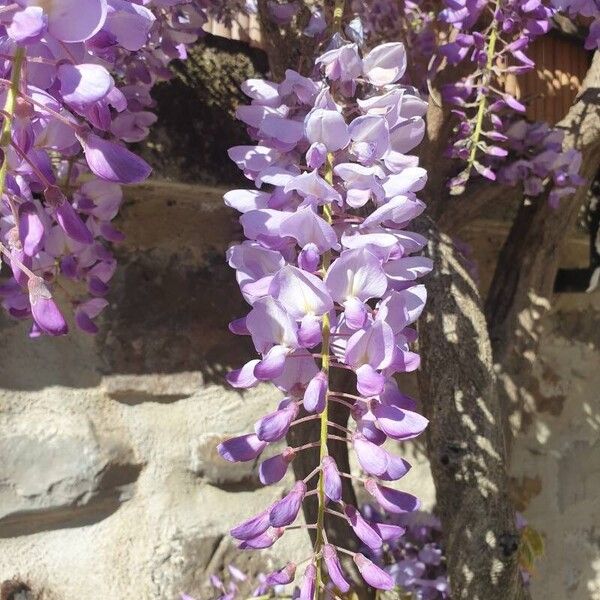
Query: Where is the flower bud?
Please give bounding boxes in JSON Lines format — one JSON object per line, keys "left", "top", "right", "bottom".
{"left": 299, "top": 564, "right": 316, "bottom": 600}
{"left": 269, "top": 481, "right": 307, "bottom": 527}
{"left": 322, "top": 456, "right": 342, "bottom": 502}
{"left": 303, "top": 371, "right": 327, "bottom": 413}
{"left": 353, "top": 553, "right": 394, "bottom": 590}
{"left": 323, "top": 545, "right": 350, "bottom": 592}
{"left": 218, "top": 434, "right": 267, "bottom": 463}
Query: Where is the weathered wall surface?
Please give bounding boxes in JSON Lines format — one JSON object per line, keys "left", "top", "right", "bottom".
{"left": 0, "top": 181, "right": 598, "bottom": 600}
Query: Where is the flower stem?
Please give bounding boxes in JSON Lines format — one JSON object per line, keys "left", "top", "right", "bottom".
{"left": 315, "top": 4, "right": 344, "bottom": 593}
{"left": 0, "top": 47, "right": 25, "bottom": 207}
{"left": 464, "top": 2, "right": 499, "bottom": 178}
{"left": 315, "top": 151, "right": 335, "bottom": 594}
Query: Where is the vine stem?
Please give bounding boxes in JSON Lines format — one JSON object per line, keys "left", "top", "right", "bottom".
{"left": 0, "top": 47, "right": 25, "bottom": 206}
{"left": 315, "top": 3, "right": 344, "bottom": 596}
{"left": 314, "top": 151, "right": 334, "bottom": 594}
{"left": 463, "top": 0, "right": 500, "bottom": 181}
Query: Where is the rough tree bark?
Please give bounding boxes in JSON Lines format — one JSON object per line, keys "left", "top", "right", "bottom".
{"left": 415, "top": 50, "right": 600, "bottom": 600}
{"left": 416, "top": 221, "right": 529, "bottom": 600}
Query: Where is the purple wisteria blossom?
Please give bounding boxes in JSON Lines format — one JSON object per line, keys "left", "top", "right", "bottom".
{"left": 0, "top": 0, "right": 242, "bottom": 336}
{"left": 436, "top": 0, "right": 558, "bottom": 194}
{"left": 220, "top": 37, "right": 431, "bottom": 595}
{"left": 498, "top": 119, "right": 585, "bottom": 208}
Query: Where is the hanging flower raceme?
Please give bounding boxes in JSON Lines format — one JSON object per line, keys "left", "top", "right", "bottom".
{"left": 220, "top": 37, "right": 432, "bottom": 596}
{"left": 0, "top": 0, "right": 241, "bottom": 337}
{"left": 497, "top": 119, "right": 585, "bottom": 207}
{"left": 436, "top": 0, "right": 557, "bottom": 194}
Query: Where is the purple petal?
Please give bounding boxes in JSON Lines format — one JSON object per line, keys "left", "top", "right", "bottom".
{"left": 316, "top": 43, "right": 362, "bottom": 83}
{"left": 7, "top": 6, "right": 45, "bottom": 43}
{"left": 305, "top": 108, "right": 349, "bottom": 152}
{"left": 372, "top": 404, "right": 428, "bottom": 440}
{"left": 361, "top": 196, "right": 425, "bottom": 229}
{"left": 241, "top": 79, "right": 280, "bottom": 107}
{"left": 266, "top": 563, "right": 297, "bottom": 586}
{"left": 259, "top": 450, "right": 294, "bottom": 485}
{"left": 303, "top": 371, "right": 327, "bottom": 413}
{"left": 357, "top": 414, "right": 387, "bottom": 445}
{"left": 356, "top": 364, "right": 385, "bottom": 396}
{"left": 55, "top": 198, "right": 94, "bottom": 245}
{"left": 229, "top": 317, "right": 249, "bottom": 336}
{"left": 255, "top": 403, "right": 298, "bottom": 442}
{"left": 58, "top": 63, "right": 112, "bottom": 106}
{"left": 348, "top": 115, "right": 390, "bottom": 163}
{"left": 298, "top": 314, "right": 322, "bottom": 348}
{"left": 298, "top": 243, "right": 321, "bottom": 273}
{"left": 363, "top": 42, "right": 407, "bottom": 85}
{"left": 322, "top": 456, "right": 342, "bottom": 502}
{"left": 18, "top": 202, "right": 44, "bottom": 256}
{"left": 75, "top": 308, "right": 99, "bottom": 334}
{"left": 283, "top": 170, "right": 342, "bottom": 205}
{"left": 377, "top": 286, "right": 427, "bottom": 333}
{"left": 270, "top": 265, "right": 333, "bottom": 319}
{"left": 344, "top": 297, "right": 368, "bottom": 329}
{"left": 226, "top": 360, "right": 260, "bottom": 389}
{"left": 224, "top": 189, "right": 270, "bottom": 213}
{"left": 217, "top": 433, "right": 267, "bottom": 463}
{"left": 374, "top": 522, "right": 406, "bottom": 542}
{"left": 246, "top": 297, "right": 299, "bottom": 353}
{"left": 364, "top": 479, "right": 420, "bottom": 514}
{"left": 344, "top": 504, "right": 383, "bottom": 549}
{"left": 299, "top": 564, "right": 316, "bottom": 600}
{"left": 27, "top": 276, "right": 68, "bottom": 336}
{"left": 255, "top": 345, "right": 289, "bottom": 380}
{"left": 46, "top": 0, "right": 107, "bottom": 42}
{"left": 269, "top": 481, "right": 307, "bottom": 527}
{"left": 306, "top": 142, "right": 327, "bottom": 169}
{"left": 325, "top": 248, "right": 387, "bottom": 304}
{"left": 353, "top": 433, "right": 388, "bottom": 476}
{"left": 354, "top": 553, "right": 394, "bottom": 590}
{"left": 323, "top": 545, "right": 350, "bottom": 592}
{"left": 384, "top": 256, "right": 433, "bottom": 284}
{"left": 280, "top": 206, "right": 338, "bottom": 253}
{"left": 231, "top": 509, "right": 271, "bottom": 540}
{"left": 103, "top": 0, "right": 155, "bottom": 51}
{"left": 238, "top": 527, "right": 283, "bottom": 549}
{"left": 379, "top": 453, "right": 411, "bottom": 482}
{"left": 79, "top": 133, "right": 151, "bottom": 184}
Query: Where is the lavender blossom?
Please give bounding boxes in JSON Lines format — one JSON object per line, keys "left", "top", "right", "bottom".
{"left": 220, "top": 35, "right": 431, "bottom": 594}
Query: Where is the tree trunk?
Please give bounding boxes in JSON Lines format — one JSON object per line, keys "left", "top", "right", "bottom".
{"left": 417, "top": 219, "right": 530, "bottom": 600}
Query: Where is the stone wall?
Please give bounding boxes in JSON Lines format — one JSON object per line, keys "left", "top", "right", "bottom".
{"left": 0, "top": 180, "right": 598, "bottom": 600}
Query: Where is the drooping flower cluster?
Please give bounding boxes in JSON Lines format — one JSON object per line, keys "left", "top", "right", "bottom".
{"left": 498, "top": 119, "right": 585, "bottom": 207}
{"left": 361, "top": 507, "right": 449, "bottom": 599}
{"left": 219, "top": 38, "right": 432, "bottom": 595}
{"left": 437, "top": 0, "right": 557, "bottom": 193}
{"left": 0, "top": 0, "right": 232, "bottom": 336}
{"left": 187, "top": 511, "right": 449, "bottom": 600}
{"left": 337, "top": 1, "right": 592, "bottom": 203}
